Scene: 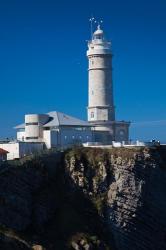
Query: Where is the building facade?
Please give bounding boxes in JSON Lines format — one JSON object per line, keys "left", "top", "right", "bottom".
{"left": 87, "top": 25, "right": 130, "bottom": 144}
{"left": 16, "top": 112, "right": 93, "bottom": 149}
{"left": 0, "top": 142, "right": 43, "bottom": 160}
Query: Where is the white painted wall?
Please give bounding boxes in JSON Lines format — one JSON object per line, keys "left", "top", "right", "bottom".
{"left": 17, "top": 131, "right": 25, "bottom": 141}
{"left": 19, "top": 142, "right": 43, "bottom": 159}
{"left": 17, "top": 126, "right": 92, "bottom": 149}
{"left": 60, "top": 127, "right": 92, "bottom": 146}
{"left": 0, "top": 142, "right": 43, "bottom": 160}
{"left": 43, "top": 130, "right": 58, "bottom": 149}
{"left": 0, "top": 143, "right": 20, "bottom": 160}
{"left": 25, "top": 114, "right": 49, "bottom": 142}
{"left": 87, "top": 27, "right": 115, "bottom": 122}
{"left": 43, "top": 127, "right": 93, "bottom": 148}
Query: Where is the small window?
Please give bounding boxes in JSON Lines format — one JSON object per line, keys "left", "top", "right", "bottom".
{"left": 26, "top": 137, "right": 38, "bottom": 140}
{"left": 95, "top": 34, "right": 102, "bottom": 39}
{"left": 26, "top": 122, "right": 38, "bottom": 126}
{"left": 91, "top": 112, "right": 94, "bottom": 118}
{"left": 119, "top": 130, "right": 125, "bottom": 136}
{"left": 44, "top": 127, "right": 50, "bottom": 130}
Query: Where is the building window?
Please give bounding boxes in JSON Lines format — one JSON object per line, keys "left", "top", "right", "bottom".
{"left": 92, "top": 90, "right": 94, "bottom": 95}
{"left": 64, "top": 136, "right": 67, "bottom": 140}
{"left": 26, "top": 122, "right": 38, "bottom": 126}
{"left": 44, "top": 127, "right": 50, "bottom": 130}
{"left": 91, "top": 112, "right": 94, "bottom": 118}
{"left": 119, "top": 130, "right": 125, "bottom": 136}
{"left": 26, "top": 137, "right": 38, "bottom": 140}
{"left": 95, "top": 34, "right": 102, "bottom": 40}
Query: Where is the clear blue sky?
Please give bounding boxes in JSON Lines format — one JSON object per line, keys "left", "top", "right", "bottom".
{"left": 0, "top": 0, "right": 166, "bottom": 142}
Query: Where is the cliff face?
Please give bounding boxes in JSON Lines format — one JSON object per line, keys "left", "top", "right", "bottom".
{"left": 0, "top": 147, "right": 166, "bottom": 250}
{"left": 0, "top": 151, "right": 113, "bottom": 250}
{"left": 107, "top": 148, "right": 166, "bottom": 250}
{"left": 64, "top": 147, "right": 166, "bottom": 250}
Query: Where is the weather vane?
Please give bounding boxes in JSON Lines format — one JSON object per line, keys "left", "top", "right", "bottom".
{"left": 97, "top": 19, "right": 103, "bottom": 29}
{"left": 89, "top": 17, "right": 103, "bottom": 39}
{"left": 89, "top": 16, "right": 96, "bottom": 39}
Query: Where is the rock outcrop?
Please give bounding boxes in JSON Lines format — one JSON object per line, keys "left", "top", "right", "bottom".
{"left": 64, "top": 147, "right": 166, "bottom": 250}
{"left": 107, "top": 148, "right": 166, "bottom": 250}
{"left": 0, "top": 146, "right": 166, "bottom": 249}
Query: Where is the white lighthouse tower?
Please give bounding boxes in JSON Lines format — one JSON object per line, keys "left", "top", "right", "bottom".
{"left": 87, "top": 24, "right": 115, "bottom": 122}
{"left": 87, "top": 24, "right": 130, "bottom": 143}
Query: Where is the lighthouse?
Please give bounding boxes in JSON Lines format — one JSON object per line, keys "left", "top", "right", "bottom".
{"left": 87, "top": 24, "right": 115, "bottom": 122}
{"left": 87, "top": 24, "right": 130, "bottom": 143}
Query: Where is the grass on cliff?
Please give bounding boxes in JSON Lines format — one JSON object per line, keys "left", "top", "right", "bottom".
{"left": 65, "top": 146, "right": 144, "bottom": 164}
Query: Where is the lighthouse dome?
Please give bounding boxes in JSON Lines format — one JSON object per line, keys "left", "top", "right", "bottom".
{"left": 94, "top": 25, "right": 104, "bottom": 35}
{"left": 93, "top": 25, "right": 104, "bottom": 40}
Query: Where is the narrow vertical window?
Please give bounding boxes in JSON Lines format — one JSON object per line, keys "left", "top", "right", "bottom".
{"left": 91, "top": 112, "right": 94, "bottom": 118}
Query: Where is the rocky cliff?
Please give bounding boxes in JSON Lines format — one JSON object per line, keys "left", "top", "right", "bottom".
{"left": 64, "top": 146, "right": 166, "bottom": 250}
{"left": 0, "top": 147, "right": 166, "bottom": 250}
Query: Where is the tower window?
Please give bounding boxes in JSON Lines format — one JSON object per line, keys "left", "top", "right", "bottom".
{"left": 95, "top": 34, "right": 102, "bottom": 40}
{"left": 91, "top": 112, "right": 94, "bottom": 118}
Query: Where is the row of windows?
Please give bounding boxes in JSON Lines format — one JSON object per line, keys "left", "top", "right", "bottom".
{"left": 90, "top": 55, "right": 102, "bottom": 58}
{"left": 43, "top": 127, "right": 89, "bottom": 131}
{"left": 26, "top": 122, "right": 38, "bottom": 126}
{"left": 64, "top": 135, "right": 89, "bottom": 140}
{"left": 25, "top": 136, "right": 90, "bottom": 140}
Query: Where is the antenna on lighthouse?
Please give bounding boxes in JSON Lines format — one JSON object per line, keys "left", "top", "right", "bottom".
{"left": 89, "top": 16, "right": 96, "bottom": 39}
{"left": 97, "top": 19, "right": 103, "bottom": 29}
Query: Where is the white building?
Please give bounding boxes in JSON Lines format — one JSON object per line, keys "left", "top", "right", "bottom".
{"left": 87, "top": 24, "right": 130, "bottom": 143}
{"left": 15, "top": 111, "right": 93, "bottom": 149}
{"left": 12, "top": 23, "right": 130, "bottom": 154}
{"left": 0, "top": 141, "right": 43, "bottom": 160}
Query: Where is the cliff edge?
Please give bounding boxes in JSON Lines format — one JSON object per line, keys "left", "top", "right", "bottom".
{"left": 0, "top": 146, "right": 166, "bottom": 250}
